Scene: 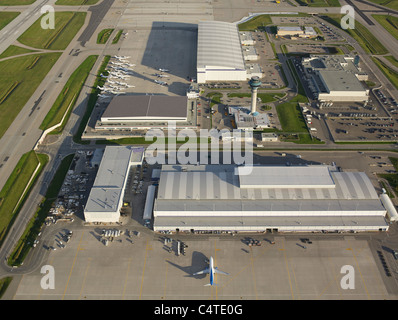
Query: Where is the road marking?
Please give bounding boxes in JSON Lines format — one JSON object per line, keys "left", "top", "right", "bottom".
{"left": 139, "top": 240, "right": 150, "bottom": 300}
{"left": 162, "top": 259, "right": 169, "bottom": 299}
{"left": 282, "top": 241, "right": 295, "bottom": 300}
{"left": 349, "top": 248, "right": 371, "bottom": 300}
{"left": 122, "top": 257, "right": 132, "bottom": 300}
{"left": 249, "top": 246, "right": 258, "bottom": 300}
{"left": 78, "top": 257, "right": 91, "bottom": 300}
{"left": 62, "top": 231, "right": 84, "bottom": 300}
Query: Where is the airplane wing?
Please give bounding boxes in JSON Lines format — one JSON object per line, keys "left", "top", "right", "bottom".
{"left": 192, "top": 267, "right": 210, "bottom": 276}
{"left": 214, "top": 267, "right": 229, "bottom": 275}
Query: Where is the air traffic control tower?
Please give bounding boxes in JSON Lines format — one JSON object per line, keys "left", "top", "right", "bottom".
{"left": 249, "top": 76, "right": 262, "bottom": 115}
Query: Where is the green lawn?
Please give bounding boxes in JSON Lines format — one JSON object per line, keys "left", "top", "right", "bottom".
{"left": 0, "top": 151, "right": 48, "bottom": 247}
{"left": 112, "top": 29, "right": 124, "bottom": 44}
{"left": 227, "top": 92, "right": 285, "bottom": 103}
{"left": 97, "top": 28, "right": 114, "bottom": 44}
{"left": 366, "top": 0, "right": 398, "bottom": 10}
{"left": 296, "top": 0, "right": 341, "bottom": 7}
{"left": 18, "top": 11, "right": 86, "bottom": 50}
{"left": 0, "top": 277, "right": 12, "bottom": 299}
{"left": 0, "top": 45, "right": 37, "bottom": 59}
{"left": 238, "top": 15, "right": 273, "bottom": 31}
{"left": 73, "top": 55, "right": 111, "bottom": 144}
{"left": 372, "top": 57, "right": 398, "bottom": 90}
{"left": 320, "top": 14, "right": 388, "bottom": 55}
{"left": 8, "top": 154, "right": 73, "bottom": 267}
{"left": 384, "top": 55, "right": 398, "bottom": 69}
{"left": 0, "top": 11, "right": 19, "bottom": 30}
{"left": 0, "top": 52, "right": 62, "bottom": 139}
{"left": 40, "top": 55, "right": 98, "bottom": 133}
{"left": 372, "top": 15, "right": 398, "bottom": 42}
{"left": 0, "top": 0, "right": 35, "bottom": 5}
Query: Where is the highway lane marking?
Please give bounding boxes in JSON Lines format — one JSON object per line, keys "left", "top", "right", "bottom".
{"left": 62, "top": 231, "right": 84, "bottom": 300}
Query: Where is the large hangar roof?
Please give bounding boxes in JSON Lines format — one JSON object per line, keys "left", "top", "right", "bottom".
{"left": 156, "top": 165, "right": 379, "bottom": 201}
{"left": 85, "top": 146, "right": 143, "bottom": 214}
{"left": 101, "top": 95, "right": 188, "bottom": 121}
{"left": 197, "top": 21, "right": 245, "bottom": 70}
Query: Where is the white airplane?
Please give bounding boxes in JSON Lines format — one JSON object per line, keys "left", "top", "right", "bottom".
{"left": 98, "top": 94, "right": 111, "bottom": 99}
{"left": 97, "top": 86, "right": 106, "bottom": 90}
{"left": 100, "top": 73, "right": 109, "bottom": 78}
{"left": 159, "top": 68, "right": 169, "bottom": 72}
{"left": 157, "top": 74, "right": 169, "bottom": 78}
{"left": 107, "top": 80, "right": 116, "bottom": 84}
{"left": 154, "top": 80, "right": 168, "bottom": 86}
{"left": 192, "top": 257, "right": 229, "bottom": 286}
{"left": 126, "top": 84, "right": 135, "bottom": 88}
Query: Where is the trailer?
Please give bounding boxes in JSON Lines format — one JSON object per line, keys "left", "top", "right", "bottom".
{"left": 143, "top": 185, "right": 156, "bottom": 226}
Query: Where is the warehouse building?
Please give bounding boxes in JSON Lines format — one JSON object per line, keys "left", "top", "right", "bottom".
{"left": 197, "top": 21, "right": 248, "bottom": 83}
{"left": 84, "top": 146, "right": 144, "bottom": 223}
{"left": 153, "top": 164, "right": 390, "bottom": 233}
{"left": 302, "top": 55, "right": 369, "bottom": 102}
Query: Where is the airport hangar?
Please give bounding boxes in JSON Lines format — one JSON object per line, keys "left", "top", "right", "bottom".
{"left": 95, "top": 95, "right": 197, "bottom": 131}
{"left": 197, "top": 20, "right": 262, "bottom": 84}
{"left": 83, "top": 146, "right": 398, "bottom": 231}
{"left": 153, "top": 164, "right": 397, "bottom": 233}
{"left": 83, "top": 146, "right": 144, "bottom": 223}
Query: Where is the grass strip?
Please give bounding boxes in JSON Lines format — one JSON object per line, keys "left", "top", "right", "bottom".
{"left": 0, "top": 151, "right": 48, "bottom": 247}
{"left": 40, "top": 55, "right": 98, "bottom": 133}
{"left": 7, "top": 154, "right": 74, "bottom": 267}
{"left": 73, "top": 55, "right": 111, "bottom": 144}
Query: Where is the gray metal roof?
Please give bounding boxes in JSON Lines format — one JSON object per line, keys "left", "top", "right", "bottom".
{"left": 85, "top": 146, "right": 143, "bottom": 214}
{"left": 197, "top": 21, "right": 245, "bottom": 70}
{"left": 156, "top": 165, "right": 379, "bottom": 201}
{"left": 101, "top": 95, "right": 188, "bottom": 121}
{"left": 319, "top": 70, "right": 366, "bottom": 92}
{"left": 154, "top": 198, "right": 385, "bottom": 215}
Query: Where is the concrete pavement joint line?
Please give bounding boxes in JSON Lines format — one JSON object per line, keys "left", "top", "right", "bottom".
{"left": 78, "top": 257, "right": 91, "bottom": 300}
{"left": 249, "top": 246, "right": 258, "bottom": 300}
{"left": 62, "top": 231, "right": 84, "bottom": 300}
{"left": 348, "top": 248, "right": 371, "bottom": 300}
{"left": 139, "top": 240, "right": 150, "bottom": 300}
{"left": 122, "top": 257, "right": 132, "bottom": 300}
{"left": 281, "top": 241, "right": 295, "bottom": 300}
{"left": 317, "top": 257, "right": 342, "bottom": 300}
{"left": 162, "top": 259, "right": 168, "bottom": 300}
{"left": 289, "top": 257, "right": 300, "bottom": 300}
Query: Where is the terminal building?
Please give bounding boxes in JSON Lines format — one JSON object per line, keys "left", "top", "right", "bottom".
{"left": 302, "top": 55, "right": 369, "bottom": 102}
{"left": 84, "top": 146, "right": 144, "bottom": 223}
{"left": 152, "top": 164, "right": 391, "bottom": 233}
